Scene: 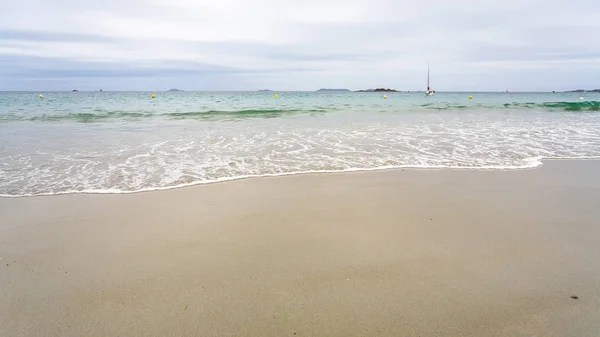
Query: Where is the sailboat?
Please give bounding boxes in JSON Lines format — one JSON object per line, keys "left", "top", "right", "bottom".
{"left": 426, "top": 61, "right": 434, "bottom": 96}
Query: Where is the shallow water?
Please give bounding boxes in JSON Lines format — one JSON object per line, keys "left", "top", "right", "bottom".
{"left": 1, "top": 91, "right": 599, "bottom": 196}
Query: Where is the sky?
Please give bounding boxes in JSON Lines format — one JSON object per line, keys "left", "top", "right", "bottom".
{"left": 1, "top": 0, "right": 599, "bottom": 91}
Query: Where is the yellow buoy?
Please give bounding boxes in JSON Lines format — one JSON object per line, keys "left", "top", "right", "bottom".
{"left": 151, "top": 93, "right": 156, "bottom": 98}
{"left": 39, "top": 94, "right": 44, "bottom": 99}
{"left": 383, "top": 95, "right": 388, "bottom": 99}
{"left": 468, "top": 95, "right": 473, "bottom": 100}
{"left": 580, "top": 97, "right": 584, "bottom": 101}
{"left": 274, "top": 94, "right": 279, "bottom": 99}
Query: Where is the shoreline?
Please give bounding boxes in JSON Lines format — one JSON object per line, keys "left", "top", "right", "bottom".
{"left": 2, "top": 159, "right": 600, "bottom": 336}
{"left": 3, "top": 156, "right": 600, "bottom": 199}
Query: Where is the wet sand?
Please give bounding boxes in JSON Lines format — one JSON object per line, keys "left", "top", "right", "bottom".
{"left": 1, "top": 160, "right": 599, "bottom": 336}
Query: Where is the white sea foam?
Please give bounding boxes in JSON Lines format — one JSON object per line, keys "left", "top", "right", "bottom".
{"left": 2, "top": 93, "right": 600, "bottom": 197}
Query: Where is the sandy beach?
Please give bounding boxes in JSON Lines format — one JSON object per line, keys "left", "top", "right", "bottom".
{"left": 1, "top": 160, "right": 599, "bottom": 336}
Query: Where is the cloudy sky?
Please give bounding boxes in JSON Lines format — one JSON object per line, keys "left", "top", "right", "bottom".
{"left": 1, "top": 0, "right": 599, "bottom": 91}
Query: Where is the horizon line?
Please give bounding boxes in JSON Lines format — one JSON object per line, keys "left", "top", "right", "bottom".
{"left": 1, "top": 90, "right": 597, "bottom": 93}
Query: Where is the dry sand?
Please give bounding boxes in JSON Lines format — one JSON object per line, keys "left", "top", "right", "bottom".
{"left": 1, "top": 160, "right": 599, "bottom": 336}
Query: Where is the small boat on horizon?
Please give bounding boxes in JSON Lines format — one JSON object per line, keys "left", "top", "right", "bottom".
{"left": 426, "top": 61, "right": 435, "bottom": 96}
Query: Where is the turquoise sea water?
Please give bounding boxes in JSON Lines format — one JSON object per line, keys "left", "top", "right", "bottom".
{"left": 1, "top": 91, "right": 599, "bottom": 196}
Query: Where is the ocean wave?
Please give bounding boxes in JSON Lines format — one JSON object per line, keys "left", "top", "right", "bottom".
{"left": 423, "top": 101, "right": 600, "bottom": 111}
{"left": 1, "top": 102, "right": 599, "bottom": 123}
{"left": 4, "top": 156, "right": 600, "bottom": 198}
{"left": 0, "top": 157, "right": 546, "bottom": 198}
{"left": 502, "top": 101, "right": 600, "bottom": 111}
{"left": 167, "top": 109, "right": 329, "bottom": 119}
{"left": 0, "top": 108, "right": 331, "bottom": 123}
{"left": 2, "top": 94, "right": 600, "bottom": 197}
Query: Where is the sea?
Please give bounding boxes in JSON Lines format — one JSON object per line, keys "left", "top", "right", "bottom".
{"left": 1, "top": 91, "right": 599, "bottom": 197}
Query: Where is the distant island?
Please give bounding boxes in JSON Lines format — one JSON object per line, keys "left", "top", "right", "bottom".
{"left": 168, "top": 89, "right": 183, "bottom": 92}
{"left": 317, "top": 88, "right": 351, "bottom": 92}
{"left": 258, "top": 89, "right": 273, "bottom": 92}
{"left": 566, "top": 89, "right": 600, "bottom": 93}
{"left": 356, "top": 88, "right": 399, "bottom": 92}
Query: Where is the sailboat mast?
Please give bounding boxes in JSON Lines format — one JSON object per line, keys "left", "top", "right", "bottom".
{"left": 427, "top": 61, "right": 430, "bottom": 90}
